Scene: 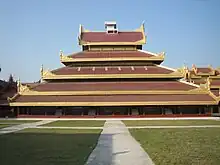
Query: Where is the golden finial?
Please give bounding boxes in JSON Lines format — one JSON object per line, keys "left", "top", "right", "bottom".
{"left": 17, "top": 78, "right": 21, "bottom": 93}
{"left": 59, "top": 50, "right": 63, "bottom": 57}
{"left": 141, "top": 20, "right": 145, "bottom": 31}
{"left": 159, "top": 52, "right": 165, "bottom": 57}
{"left": 79, "top": 24, "right": 83, "bottom": 35}
{"left": 208, "top": 64, "right": 214, "bottom": 72}
{"left": 40, "top": 64, "right": 44, "bottom": 77}
{"left": 183, "top": 64, "right": 189, "bottom": 72}
{"left": 192, "top": 64, "right": 197, "bottom": 74}
{"left": 135, "top": 21, "right": 145, "bottom": 33}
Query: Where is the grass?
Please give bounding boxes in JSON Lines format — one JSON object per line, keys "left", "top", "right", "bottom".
{"left": 0, "top": 124, "right": 14, "bottom": 129}
{"left": 0, "top": 120, "right": 39, "bottom": 124}
{"left": 0, "top": 128, "right": 101, "bottom": 165}
{"left": 43, "top": 120, "right": 105, "bottom": 127}
{"left": 123, "top": 120, "right": 220, "bottom": 126}
{"left": 130, "top": 128, "right": 220, "bottom": 165}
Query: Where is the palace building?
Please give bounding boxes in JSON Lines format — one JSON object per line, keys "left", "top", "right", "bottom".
{"left": 8, "top": 22, "right": 219, "bottom": 117}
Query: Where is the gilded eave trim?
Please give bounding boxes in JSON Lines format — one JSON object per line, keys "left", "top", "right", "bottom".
{"left": 42, "top": 73, "right": 184, "bottom": 80}
{"left": 210, "top": 76, "right": 220, "bottom": 79}
{"left": 20, "top": 88, "right": 210, "bottom": 96}
{"left": 10, "top": 101, "right": 217, "bottom": 107}
{"left": 79, "top": 41, "right": 146, "bottom": 46}
{"left": 211, "top": 85, "right": 220, "bottom": 89}
{"left": 60, "top": 56, "right": 164, "bottom": 63}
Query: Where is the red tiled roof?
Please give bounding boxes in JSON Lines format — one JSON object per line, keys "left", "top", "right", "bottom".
{"left": 197, "top": 68, "right": 212, "bottom": 73}
{"left": 216, "top": 70, "right": 220, "bottom": 75}
{"left": 68, "top": 50, "right": 154, "bottom": 59}
{"left": 192, "top": 79, "right": 206, "bottom": 85}
{"left": 211, "top": 79, "right": 220, "bottom": 86}
{"left": 211, "top": 89, "right": 219, "bottom": 97}
{"left": 81, "top": 32, "right": 143, "bottom": 43}
{"left": 51, "top": 66, "right": 174, "bottom": 75}
{"left": 12, "top": 94, "right": 214, "bottom": 104}
{"left": 32, "top": 81, "right": 196, "bottom": 92}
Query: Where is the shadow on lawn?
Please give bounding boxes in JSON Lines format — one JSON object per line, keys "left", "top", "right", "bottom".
{"left": 0, "top": 131, "right": 105, "bottom": 165}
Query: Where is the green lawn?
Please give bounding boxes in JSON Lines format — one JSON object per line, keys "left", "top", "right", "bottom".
{"left": 43, "top": 120, "right": 105, "bottom": 127}
{"left": 0, "top": 120, "right": 39, "bottom": 124}
{"left": 0, "top": 124, "right": 14, "bottom": 129}
{"left": 123, "top": 120, "right": 220, "bottom": 126}
{"left": 130, "top": 128, "right": 220, "bottom": 165}
{"left": 0, "top": 128, "right": 101, "bottom": 165}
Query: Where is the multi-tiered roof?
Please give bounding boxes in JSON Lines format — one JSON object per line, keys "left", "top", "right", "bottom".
{"left": 186, "top": 65, "right": 220, "bottom": 99}
{"left": 9, "top": 22, "right": 217, "bottom": 106}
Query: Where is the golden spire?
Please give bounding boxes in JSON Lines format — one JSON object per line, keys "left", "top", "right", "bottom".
{"left": 192, "top": 64, "right": 197, "bottom": 74}
{"left": 40, "top": 64, "right": 44, "bottom": 77}
{"left": 17, "top": 78, "right": 21, "bottom": 93}
{"left": 158, "top": 52, "right": 165, "bottom": 57}
{"left": 79, "top": 24, "right": 83, "bottom": 35}
{"left": 59, "top": 50, "right": 63, "bottom": 57}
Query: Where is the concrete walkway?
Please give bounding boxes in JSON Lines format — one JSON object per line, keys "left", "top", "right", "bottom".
{"left": 0, "top": 120, "right": 54, "bottom": 135}
{"left": 86, "top": 120, "right": 154, "bottom": 165}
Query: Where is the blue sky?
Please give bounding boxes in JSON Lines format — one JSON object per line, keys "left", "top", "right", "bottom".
{"left": 0, "top": 0, "right": 219, "bottom": 82}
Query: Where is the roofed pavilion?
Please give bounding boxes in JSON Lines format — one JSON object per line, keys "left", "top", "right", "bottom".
{"left": 9, "top": 22, "right": 218, "bottom": 117}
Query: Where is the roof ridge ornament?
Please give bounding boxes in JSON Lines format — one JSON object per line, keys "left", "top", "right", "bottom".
{"left": 40, "top": 64, "right": 44, "bottom": 77}
{"left": 192, "top": 64, "right": 197, "bottom": 74}
{"left": 59, "top": 50, "right": 63, "bottom": 57}
{"left": 135, "top": 22, "right": 145, "bottom": 33}
{"left": 208, "top": 64, "right": 215, "bottom": 75}
{"left": 17, "top": 78, "right": 21, "bottom": 93}
{"left": 158, "top": 52, "right": 165, "bottom": 58}
{"left": 177, "top": 65, "right": 189, "bottom": 79}
{"left": 199, "top": 77, "right": 211, "bottom": 91}
{"left": 16, "top": 78, "right": 31, "bottom": 94}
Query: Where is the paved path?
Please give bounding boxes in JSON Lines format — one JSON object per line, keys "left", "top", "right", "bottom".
{"left": 0, "top": 120, "right": 54, "bottom": 135}
{"left": 86, "top": 120, "right": 154, "bottom": 165}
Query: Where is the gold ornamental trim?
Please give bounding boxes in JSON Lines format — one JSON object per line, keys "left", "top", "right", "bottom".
{"left": 42, "top": 72, "right": 184, "bottom": 80}
{"left": 10, "top": 101, "right": 217, "bottom": 106}
{"left": 210, "top": 76, "right": 220, "bottom": 79}
{"left": 60, "top": 55, "right": 164, "bottom": 63}
{"left": 211, "top": 85, "right": 220, "bottom": 88}
{"left": 20, "top": 88, "right": 210, "bottom": 96}
{"left": 79, "top": 41, "right": 146, "bottom": 46}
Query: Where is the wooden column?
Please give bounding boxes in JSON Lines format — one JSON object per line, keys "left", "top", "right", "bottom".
{"left": 161, "top": 107, "right": 163, "bottom": 115}
{"left": 81, "top": 109, "right": 83, "bottom": 116}
{"left": 210, "top": 107, "right": 213, "bottom": 114}
{"left": 17, "top": 107, "right": 20, "bottom": 116}
{"left": 179, "top": 107, "right": 182, "bottom": 115}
